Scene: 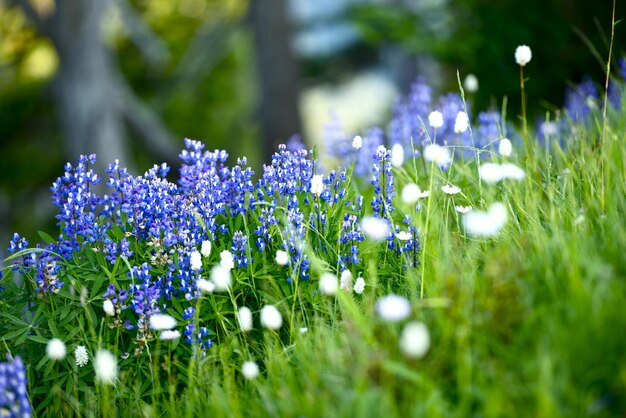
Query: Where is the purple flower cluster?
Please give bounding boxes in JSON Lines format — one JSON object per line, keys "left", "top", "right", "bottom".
{"left": 0, "top": 355, "right": 32, "bottom": 418}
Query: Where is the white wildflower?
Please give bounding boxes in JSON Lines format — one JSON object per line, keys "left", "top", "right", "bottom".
{"left": 74, "top": 345, "right": 89, "bottom": 367}
{"left": 463, "top": 202, "right": 508, "bottom": 237}
{"left": 515, "top": 45, "right": 532, "bottom": 66}
{"left": 159, "top": 330, "right": 181, "bottom": 340}
{"left": 94, "top": 349, "right": 117, "bottom": 385}
{"left": 200, "top": 240, "right": 212, "bottom": 257}
{"left": 463, "top": 74, "right": 479, "bottom": 93}
{"left": 149, "top": 313, "right": 177, "bottom": 330}
{"left": 210, "top": 264, "right": 232, "bottom": 292}
{"left": 500, "top": 163, "right": 525, "bottom": 180}
{"left": 237, "top": 307, "right": 253, "bottom": 332}
{"left": 275, "top": 250, "right": 289, "bottom": 266}
{"left": 396, "top": 231, "right": 412, "bottom": 241}
{"left": 242, "top": 361, "right": 260, "bottom": 380}
{"left": 454, "top": 111, "right": 469, "bottom": 134}
{"left": 428, "top": 110, "right": 444, "bottom": 129}
{"left": 339, "top": 270, "right": 353, "bottom": 291}
{"left": 478, "top": 163, "right": 504, "bottom": 184}
{"left": 352, "top": 135, "right": 363, "bottom": 150}
{"left": 46, "top": 338, "right": 66, "bottom": 361}
{"left": 197, "top": 278, "right": 215, "bottom": 293}
{"left": 353, "top": 277, "right": 366, "bottom": 294}
{"left": 401, "top": 183, "right": 429, "bottom": 204}
{"left": 103, "top": 299, "right": 115, "bottom": 317}
{"left": 310, "top": 174, "right": 325, "bottom": 196}
{"left": 190, "top": 250, "right": 202, "bottom": 271}
{"left": 260, "top": 305, "right": 282, "bottom": 330}
{"left": 455, "top": 205, "right": 472, "bottom": 214}
{"left": 375, "top": 294, "right": 411, "bottom": 322}
{"left": 441, "top": 184, "right": 461, "bottom": 195}
{"left": 319, "top": 272, "right": 338, "bottom": 296}
{"left": 220, "top": 250, "right": 235, "bottom": 270}
{"left": 391, "top": 143, "right": 405, "bottom": 167}
{"left": 361, "top": 216, "right": 390, "bottom": 242}
{"left": 400, "top": 322, "right": 430, "bottom": 359}
{"left": 498, "top": 138, "right": 512, "bottom": 157}
{"left": 299, "top": 327, "right": 308, "bottom": 334}
{"left": 423, "top": 144, "right": 451, "bottom": 166}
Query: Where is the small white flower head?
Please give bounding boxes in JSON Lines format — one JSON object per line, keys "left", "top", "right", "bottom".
{"left": 237, "top": 306, "right": 253, "bottom": 332}
{"left": 401, "top": 183, "right": 429, "bottom": 204}
{"left": 515, "top": 45, "right": 532, "bottom": 66}
{"left": 310, "top": 174, "right": 325, "bottom": 196}
{"left": 400, "top": 322, "right": 430, "bottom": 359}
{"left": 46, "top": 338, "right": 66, "bottom": 361}
{"left": 220, "top": 250, "right": 235, "bottom": 270}
{"left": 242, "top": 361, "right": 260, "bottom": 380}
{"left": 159, "top": 330, "right": 181, "bottom": 340}
{"left": 375, "top": 294, "right": 411, "bottom": 322}
{"left": 275, "top": 250, "right": 289, "bottom": 266}
{"left": 74, "top": 345, "right": 89, "bottom": 367}
{"left": 149, "top": 313, "right": 177, "bottom": 330}
{"left": 210, "top": 264, "right": 232, "bottom": 292}
{"left": 396, "top": 231, "right": 412, "bottom": 241}
{"left": 197, "top": 278, "right": 215, "bottom": 293}
{"left": 103, "top": 299, "right": 115, "bottom": 317}
{"left": 353, "top": 276, "right": 366, "bottom": 294}
{"left": 260, "top": 305, "right": 282, "bottom": 330}
{"left": 319, "top": 272, "right": 338, "bottom": 296}
{"left": 299, "top": 327, "right": 309, "bottom": 334}
{"left": 441, "top": 184, "right": 461, "bottom": 195}
{"left": 339, "top": 270, "right": 353, "bottom": 291}
{"left": 200, "top": 240, "right": 212, "bottom": 257}
{"left": 455, "top": 205, "right": 472, "bottom": 214}
{"left": 500, "top": 163, "right": 526, "bottom": 180}
{"left": 574, "top": 214, "right": 585, "bottom": 225}
{"left": 423, "top": 144, "right": 451, "bottom": 166}
{"left": 94, "top": 349, "right": 117, "bottom": 385}
{"left": 478, "top": 162, "right": 504, "bottom": 184}
{"left": 391, "top": 143, "right": 405, "bottom": 168}
{"left": 463, "top": 74, "right": 479, "bottom": 93}
{"left": 463, "top": 202, "right": 508, "bottom": 237}
{"left": 352, "top": 135, "right": 363, "bottom": 150}
{"left": 361, "top": 216, "right": 390, "bottom": 242}
{"left": 454, "top": 111, "right": 469, "bottom": 134}
{"left": 498, "top": 138, "right": 513, "bottom": 157}
{"left": 428, "top": 110, "right": 444, "bottom": 129}
{"left": 190, "top": 250, "right": 202, "bottom": 271}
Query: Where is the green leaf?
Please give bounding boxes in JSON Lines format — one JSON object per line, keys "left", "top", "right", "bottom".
{"left": 37, "top": 230, "right": 56, "bottom": 244}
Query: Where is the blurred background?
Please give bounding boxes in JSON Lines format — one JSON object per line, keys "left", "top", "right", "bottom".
{"left": 0, "top": 0, "right": 623, "bottom": 244}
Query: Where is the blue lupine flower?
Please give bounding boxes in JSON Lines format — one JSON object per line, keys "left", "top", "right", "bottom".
{"left": 0, "top": 355, "right": 32, "bottom": 417}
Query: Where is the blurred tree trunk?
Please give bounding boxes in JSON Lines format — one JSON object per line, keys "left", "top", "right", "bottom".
{"left": 250, "top": 0, "right": 301, "bottom": 161}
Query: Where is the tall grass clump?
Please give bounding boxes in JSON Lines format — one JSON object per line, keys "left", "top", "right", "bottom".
{"left": 2, "top": 43, "right": 626, "bottom": 418}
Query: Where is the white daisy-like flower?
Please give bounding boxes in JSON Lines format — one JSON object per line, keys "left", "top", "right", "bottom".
{"left": 423, "top": 144, "right": 451, "bottom": 166}
{"left": 478, "top": 163, "right": 504, "bottom": 184}
{"left": 391, "top": 143, "right": 405, "bottom": 167}
{"left": 339, "top": 270, "right": 353, "bottom": 291}
{"left": 399, "top": 322, "right": 430, "bottom": 359}
{"left": 260, "top": 305, "right": 282, "bottom": 330}
{"left": 220, "top": 250, "right": 235, "bottom": 270}
{"left": 210, "top": 264, "right": 232, "bottom": 292}
{"left": 242, "top": 361, "right": 260, "bottom": 380}
{"left": 441, "top": 184, "right": 461, "bottom": 195}
{"left": 159, "top": 330, "right": 181, "bottom": 340}
{"left": 237, "top": 306, "right": 253, "bottom": 332}
{"left": 46, "top": 338, "right": 66, "bottom": 361}
{"left": 190, "top": 250, "right": 202, "bottom": 271}
{"left": 463, "top": 74, "right": 479, "bottom": 93}
{"left": 428, "top": 110, "right": 444, "bottom": 129}
{"left": 299, "top": 327, "right": 308, "bottom": 334}
{"left": 200, "top": 240, "right": 212, "bottom": 257}
{"left": 401, "top": 183, "right": 429, "bottom": 204}
{"left": 74, "top": 345, "right": 89, "bottom": 367}
{"left": 352, "top": 135, "right": 363, "bottom": 150}
{"left": 463, "top": 202, "right": 508, "bottom": 237}
{"left": 275, "top": 250, "right": 289, "bottom": 266}
{"left": 375, "top": 294, "right": 411, "bottom": 322}
{"left": 454, "top": 111, "right": 469, "bottom": 134}
{"left": 310, "top": 174, "right": 324, "bottom": 196}
{"left": 353, "top": 277, "right": 366, "bottom": 294}
{"left": 94, "top": 349, "right": 117, "bottom": 385}
{"left": 361, "top": 216, "right": 390, "bottom": 242}
{"left": 396, "top": 231, "right": 412, "bottom": 241}
{"left": 454, "top": 205, "right": 472, "bottom": 214}
{"left": 103, "top": 299, "right": 115, "bottom": 317}
{"left": 149, "top": 313, "right": 177, "bottom": 330}
{"left": 319, "top": 272, "right": 338, "bottom": 296}
{"left": 515, "top": 45, "right": 532, "bottom": 66}
{"left": 500, "top": 163, "right": 525, "bottom": 180}
{"left": 197, "top": 278, "right": 215, "bottom": 293}
{"left": 498, "top": 138, "right": 512, "bottom": 157}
